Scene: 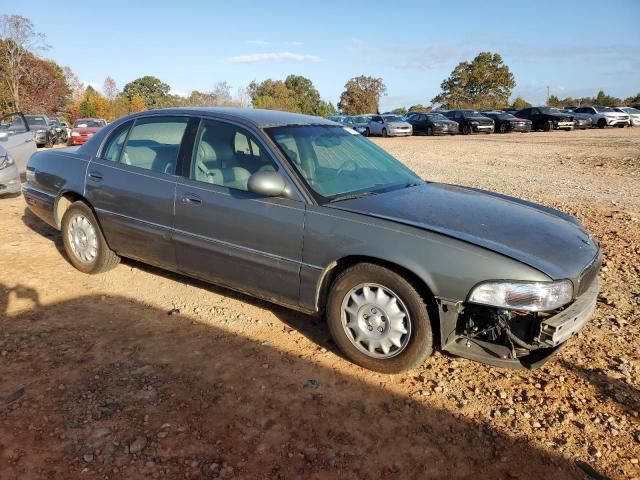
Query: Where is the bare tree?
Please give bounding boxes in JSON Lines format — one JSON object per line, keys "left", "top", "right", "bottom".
{"left": 0, "top": 14, "right": 47, "bottom": 110}
{"left": 103, "top": 76, "right": 118, "bottom": 102}
{"left": 63, "top": 66, "right": 84, "bottom": 102}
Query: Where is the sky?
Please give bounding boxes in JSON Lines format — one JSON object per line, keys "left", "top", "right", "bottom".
{"left": 5, "top": 0, "right": 640, "bottom": 110}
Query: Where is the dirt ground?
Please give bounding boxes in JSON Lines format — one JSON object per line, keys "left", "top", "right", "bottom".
{"left": 1, "top": 128, "right": 638, "bottom": 480}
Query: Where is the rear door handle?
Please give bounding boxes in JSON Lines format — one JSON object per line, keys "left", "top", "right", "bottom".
{"left": 181, "top": 193, "right": 201, "bottom": 206}
{"left": 87, "top": 171, "right": 103, "bottom": 181}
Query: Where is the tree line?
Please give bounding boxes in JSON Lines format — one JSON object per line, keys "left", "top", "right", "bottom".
{"left": 2, "top": 14, "right": 638, "bottom": 124}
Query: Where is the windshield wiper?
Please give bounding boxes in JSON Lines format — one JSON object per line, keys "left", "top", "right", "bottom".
{"left": 328, "top": 191, "right": 378, "bottom": 203}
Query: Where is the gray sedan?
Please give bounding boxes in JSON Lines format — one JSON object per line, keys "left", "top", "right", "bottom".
{"left": 23, "top": 108, "right": 600, "bottom": 373}
{"left": 0, "top": 112, "right": 37, "bottom": 196}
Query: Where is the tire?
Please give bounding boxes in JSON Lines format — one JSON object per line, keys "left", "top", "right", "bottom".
{"left": 382, "top": 128, "right": 388, "bottom": 137}
{"left": 326, "top": 263, "right": 433, "bottom": 373}
{"left": 597, "top": 118, "right": 606, "bottom": 129}
{"left": 363, "top": 128, "right": 370, "bottom": 137}
{"left": 426, "top": 126, "right": 433, "bottom": 136}
{"left": 543, "top": 120, "right": 553, "bottom": 132}
{"left": 61, "top": 201, "right": 120, "bottom": 274}
{"left": 617, "top": 124, "right": 625, "bottom": 128}
{"left": 462, "top": 124, "right": 471, "bottom": 135}
{"left": 499, "top": 123, "right": 507, "bottom": 133}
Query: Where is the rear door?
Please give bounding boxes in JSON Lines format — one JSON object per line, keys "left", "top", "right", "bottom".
{"left": 0, "top": 112, "right": 36, "bottom": 172}
{"left": 85, "top": 116, "right": 189, "bottom": 269}
{"left": 173, "top": 117, "right": 306, "bottom": 306}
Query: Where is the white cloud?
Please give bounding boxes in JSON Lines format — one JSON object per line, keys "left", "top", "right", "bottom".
{"left": 286, "top": 41, "right": 304, "bottom": 47}
{"left": 226, "top": 52, "right": 321, "bottom": 64}
{"left": 169, "top": 89, "right": 187, "bottom": 98}
{"left": 246, "top": 39, "right": 270, "bottom": 45}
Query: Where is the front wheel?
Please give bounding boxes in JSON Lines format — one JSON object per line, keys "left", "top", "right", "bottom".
{"left": 326, "top": 263, "right": 433, "bottom": 373}
{"left": 462, "top": 124, "right": 471, "bottom": 135}
{"left": 597, "top": 118, "right": 606, "bottom": 129}
{"left": 543, "top": 120, "right": 553, "bottom": 132}
{"left": 499, "top": 123, "right": 507, "bottom": 133}
{"left": 61, "top": 201, "right": 120, "bottom": 274}
{"left": 363, "top": 128, "right": 370, "bottom": 137}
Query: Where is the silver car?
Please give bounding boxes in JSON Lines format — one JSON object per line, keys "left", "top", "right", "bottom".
{"left": 368, "top": 114, "right": 413, "bottom": 137}
{"left": 0, "top": 112, "right": 37, "bottom": 196}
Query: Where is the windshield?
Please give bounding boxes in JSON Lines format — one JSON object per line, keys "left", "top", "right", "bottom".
{"left": 266, "top": 125, "right": 422, "bottom": 203}
{"left": 26, "top": 116, "right": 47, "bottom": 127}
{"left": 382, "top": 115, "right": 405, "bottom": 122}
{"left": 426, "top": 113, "right": 447, "bottom": 120}
{"left": 624, "top": 107, "right": 640, "bottom": 114}
{"left": 462, "top": 111, "right": 483, "bottom": 117}
{"left": 74, "top": 120, "right": 102, "bottom": 128}
{"left": 540, "top": 107, "right": 563, "bottom": 114}
{"left": 595, "top": 106, "right": 615, "bottom": 113}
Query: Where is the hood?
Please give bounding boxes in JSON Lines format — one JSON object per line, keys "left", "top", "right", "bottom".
{"left": 547, "top": 113, "right": 573, "bottom": 121}
{"left": 329, "top": 183, "right": 598, "bottom": 280}
{"left": 387, "top": 121, "right": 412, "bottom": 128}
{"left": 72, "top": 127, "right": 101, "bottom": 134}
{"left": 466, "top": 116, "right": 493, "bottom": 123}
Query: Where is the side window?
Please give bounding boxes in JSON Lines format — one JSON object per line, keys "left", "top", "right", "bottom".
{"left": 191, "top": 120, "right": 276, "bottom": 191}
{"left": 0, "top": 113, "right": 28, "bottom": 134}
{"left": 372, "top": 115, "right": 382, "bottom": 122}
{"left": 122, "top": 117, "right": 188, "bottom": 174}
{"left": 100, "top": 122, "right": 132, "bottom": 162}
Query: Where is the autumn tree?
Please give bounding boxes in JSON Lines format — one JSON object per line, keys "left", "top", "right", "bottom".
{"left": 248, "top": 75, "right": 328, "bottom": 115}
{"left": 186, "top": 82, "right": 240, "bottom": 107}
{"left": 338, "top": 76, "right": 386, "bottom": 115}
{"left": 391, "top": 107, "right": 408, "bottom": 115}
{"left": 0, "top": 14, "right": 47, "bottom": 111}
{"left": 19, "top": 55, "right": 69, "bottom": 115}
{"left": 103, "top": 76, "right": 118, "bottom": 102}
{"left": 510, "top": 96, "right": 531, "bottom": 109}
{"left": 129, "top": 95, "right": 146, "bottom": 113}
{"left": 432, "top": 52, "right": 515, "bottom": 109}
{"left": 625, "top": 93, "right": 640, "bottom": 105}
{"left": 122, "top": 76, "right": 170, "bottom": 109}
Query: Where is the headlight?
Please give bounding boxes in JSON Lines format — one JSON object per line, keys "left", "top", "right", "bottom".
{"left": 434, "top": 122, "right": 443, "bottom": 126}
{"left": 468, "top": 279, "right": 573, "bottom": 312}
{"left": 470, "top": 121, "right": 478, "bottom": 125}
{"left": 71, "top": 132, "right": 80, "bottom": 137}
{"left": 36, "top": 129, "right": 46, "bottom": 133}
{"left": 0, "top": 153, "right": 15, "bottom": 170}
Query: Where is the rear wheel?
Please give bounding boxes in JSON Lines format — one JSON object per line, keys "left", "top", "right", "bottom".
{"left": 462, "top": 124, "right": 471, "bottom": 135}
{"left": 617, "top": 124, "right": 626, "bottom": 128}
{"left": 597, "top": 118, "right": 606, "bottom": 129}
{"left": 499, "top": 123, "right": 508, "bottom": 133}
{"left": 382, "top": 128, "right": 388, "bottom": 137}
{"left": 363, "top": 128, "right": 370, "bottom": 137}
{"left": 426, "top": 126, "right": 434, "bottom": 136}
{"left": 543, "top": 120, "right": 553, "bottom": 132}
{"left": 61, "top": 201, "right": 120, "bottom": 274}
{"left": 326, "top": 263, "right": 433, "bottom": 373}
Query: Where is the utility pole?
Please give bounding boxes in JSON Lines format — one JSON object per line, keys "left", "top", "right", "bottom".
{"left": 547, "top": 86, "right": 550, "bottom": 104}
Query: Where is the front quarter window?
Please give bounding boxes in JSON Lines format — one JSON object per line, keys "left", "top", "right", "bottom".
{"left": 267, "top": 125, "right": 422, "bottom": 203}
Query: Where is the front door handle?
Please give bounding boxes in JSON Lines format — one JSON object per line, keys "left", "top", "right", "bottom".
{"left": 181, "top": 193, "right": 202, "bottom": 206}
{"left": 87, "top": 171, "right": 103, "bottom": 181}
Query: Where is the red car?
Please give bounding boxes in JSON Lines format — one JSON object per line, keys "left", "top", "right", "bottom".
{"left": 67, "top": 118, "right": 107, "bottom": 146}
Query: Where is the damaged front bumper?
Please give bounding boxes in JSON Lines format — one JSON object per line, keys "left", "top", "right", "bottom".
{"left": 438, "top": 277, "right": 599, "bottom": 369}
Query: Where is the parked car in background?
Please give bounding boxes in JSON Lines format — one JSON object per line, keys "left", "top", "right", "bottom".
{"left": 24, "top": 115, "right": 57, "bottom": 147}
{"left": 559, "top": 110, "right": 593, "bottom": 130}
{"left": 613, "top": 107, "right": 640, "bottom": 126}
{"left": 481, "top": 111, "right": 532, "bottom": 133}
{"left": 514, "top": 107, "right": 574, "bottom": 131}
{"left": 571, "top": 106, "right": 629, "bottom": 128}
{"left": 442, "top": 110, "right": 494, "bottom": 135}
{"left": 0, "top": 112, "right": 36, "bottom": 195}
{"left": 23, "top": 107, "right": 601, "bottom": 373}
{"left": 368, "top": 114, "right": 413, "bottom": 137}
{"left": 68, "top": 118, "right": 107, "bottom": 146}
{"left": 350, "top": 115, "right": 372, "bottom": 135}
{"left": 50, "top": 120, "right": 69, "bottom": 144}
{"left": 405, "top": 112, "right": 458, "bottom": 135}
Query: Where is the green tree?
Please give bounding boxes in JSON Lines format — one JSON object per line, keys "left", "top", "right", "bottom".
{"left": 547, "top": 95, "right": 561, "bottom": 107}
{"left": 432, "top": 52, "right": 515, "bottom": 109}
{"left": 594, "top": 90, "right": 620, "bottom": 106}
{"left": 122, "top": 75, "right": 170, "bottom": 109}
{"left": 391, "top": 107, "right": 407, "bottom": 115}
{"left": 338, "top": 75, "right": 386, "bottom": 115}
{"left": 510, "top": 96, "right": 531, "bottom": 109}
{"left": 247, "top": 75, "right": 328, "bottom": 115}
{"left": 316, "top": 100, "right": 337, "bottom": 117}
{"left": 407, "top": 104, "right": 431, "bottom": 113}
{"left": 624, "top": 93, "right": 640, "bottom": 105}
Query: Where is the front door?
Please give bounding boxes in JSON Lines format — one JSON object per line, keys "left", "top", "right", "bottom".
{"left": 85, "top": 116, "right": 189, "bottom": 269}
{"left": 0, "top": 112, "right": 36, "bottom": 173}
{"left": 172, "top": 118, "right": 305, "bottom": 306}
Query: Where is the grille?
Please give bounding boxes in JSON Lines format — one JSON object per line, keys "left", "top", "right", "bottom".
{"left": 577, "top": 255, "right": 601, "bottom": 297}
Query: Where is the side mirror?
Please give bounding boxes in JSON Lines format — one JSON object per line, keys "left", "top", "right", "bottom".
{"left": 248, "top": 171, "right": 291, "bottom": 198}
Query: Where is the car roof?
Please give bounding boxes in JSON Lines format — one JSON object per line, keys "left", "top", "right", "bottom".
{"left": 134, "top": 107, "right": 337, "bottom": 128}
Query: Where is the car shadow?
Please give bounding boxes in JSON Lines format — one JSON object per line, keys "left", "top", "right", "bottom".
{"left": 20, "top": 206, "right": 338, "bottom": 355}
{"left": 558, "top": 359, "right": 639, "bottom": 419}
{"left": 0, "top": 284, "right": 600, "bottom": 479}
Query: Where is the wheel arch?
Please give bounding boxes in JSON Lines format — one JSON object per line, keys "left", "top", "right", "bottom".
{"left": 54, "top": 191, "right": 94, "bottom": 229}
{"left": 316, "top": 255, "right": 441, "bottom": 345}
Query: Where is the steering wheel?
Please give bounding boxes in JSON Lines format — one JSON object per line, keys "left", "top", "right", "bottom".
{"left": 337, "top": 159, "right": 358, "bottom": 176}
